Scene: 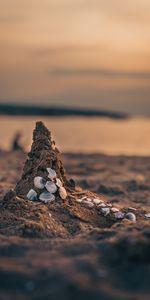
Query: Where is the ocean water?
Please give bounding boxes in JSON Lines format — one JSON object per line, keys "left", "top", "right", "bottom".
{"left": 0, "top": 116, "right": 150, "bottom": 155}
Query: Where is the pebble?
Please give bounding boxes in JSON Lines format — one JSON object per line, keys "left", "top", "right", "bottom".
{"left": 34, "top": 176, "right": 46, "bottom": 189}
{"left": 101, "top": 207, "right": 110, "bottom": 216}
{"left": 45, "top": 181, "right": 57, "bottom": 194}
{"left": 55, "top": 178, "right": 63, "bottom": 188}
{"left": 125, "top": 212, "right": 136, "bottom": 222}
{"left": 59, "top": 187, "right": 67, "bottom": 199}
{"left": 47, "top": 168, "right": 56, "bottom": 180}
{"left": 111, "top": 207, "right": 119, "bottom": 213}
{"left": 145, "top": 213, "right": 150, "bottom": 218}
{"left": 114, "top": 211, "right": 125, "bottom": 219}
{"left": 27, "top": 189, "right": 37, "bottom": 201}
{"left": 83, "top": 200, "right": 94, "bottom": 208}
{"left": 39, "top": 191, "right": 55, "bottom": 203}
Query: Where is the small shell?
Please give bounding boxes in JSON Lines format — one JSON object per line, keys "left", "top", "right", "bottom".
{"left": 128, "top": 207, "right": 137, "bottom": 211}
{"left": 45, "top": 181, "right": 57, "bottom": 194}
{"left": 39, "top": 191, "right": 55, "bottom": 203}
{"left": 107, "top": 203, "right": 112, "bottom": 207}
{"left": 93, "top": 199, "right": 102, "bottom": 205}
{"left": 47, "top": 168, "right": 56, "bottom": 180}
{"left": 27, "top": 189, "right": 37, "bottom": 201}
{"left": 84, "top": 198, "right": 92, "bottom": 202}
{"left": 114, "top": 211, "right": 125, "bottom": 219}
{"left": 111, "top": 207, "right": 119, "bottom": 213}
{"left": 83, "top": 200, "right": 94, "bottom": 208}
{"left": 34, "top": 176, "right": 46, "bottom": 189}
{"left": 76, "top": 198, "right": 83, "bottom": 203}
{"left": 55, "top": 178, "right": 63, "bottom": 188}
{"left": 101, "top": 207, "right": 110, "bottom": 216}
{"left": 98, "top": 203, "right": 106, "bottom": 208}
{"left": 145, "top": 213, "right": 150, "bottom": 218}
{"left": 59, "top": 187, "right": 67, "bottom": 199}
{"left": 125, "top": 212, "right": 136, "bottom": 222}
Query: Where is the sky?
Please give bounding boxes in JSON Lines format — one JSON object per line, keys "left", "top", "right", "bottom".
{"left": 0, "top": 0, "right": 150, "bottom": 115}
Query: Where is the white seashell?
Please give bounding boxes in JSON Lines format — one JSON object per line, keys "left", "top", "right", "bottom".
{"left": 101, "top": 207, "right": 110, "bottom": 216}
{"left": 81, "top": 196, "right": 87, "bottom": 200}
{"left": 34, "top": 176, "right": 46, "bottom": 189}
{"left": 27, "top": 189, "right": 37, "bottom": 201}
{"left": 47, "top": 168, "right": 56, "bottom": 180}
{"left": 59, "top": 187, "right": 67, "bottom": 199}
{"left": 107, "top": 203, "right": 112, "bottom": 207}
{"left": 98, "top": 203, "right": 106, "bottom": 208}
{"left": 111, "top": 207, "right": 119, "bottom": 213}
{"left": 128, "top": 207, "right": 137, "bottom": 211}
{"left": 83, "top": 200, "right": 94, "bottom": 208}
{"left": 76, "top": 198, "right": 83, "bottom": 203}
{"left": 39, "top": 191, "right": 55, "bottom": 203}
{"left": 125, "top": 212, "right": 136, "bottom": 222}
{"left": 93, "top": 199, "right": 102, "bottom": 205}
{"left": 45, "top": 181, "right": 57, "bottom": 194}
{"left": 145, "top": 213, "right": 150, "bottom": 218}
{"left": 84, "top": 198, "right": 92, "bottom": 202}
{"left": 56, "top": 178, "right": 63, "bottom": 188}
{"left": 114, "top": 211, "right": 125, "bottom": 219}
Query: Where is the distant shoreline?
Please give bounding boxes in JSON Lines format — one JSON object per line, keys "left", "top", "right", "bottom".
{"left": 0, "top": 104, "right": 129, "bottom": 119}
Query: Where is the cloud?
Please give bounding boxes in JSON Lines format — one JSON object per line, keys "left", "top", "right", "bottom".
{"left": 49, "top": 68, "right": 150, "bottom": 79}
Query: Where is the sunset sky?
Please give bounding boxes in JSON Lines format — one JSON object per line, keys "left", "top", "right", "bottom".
{"left": 0, "top": 0, "right": 150, "bottom": 115}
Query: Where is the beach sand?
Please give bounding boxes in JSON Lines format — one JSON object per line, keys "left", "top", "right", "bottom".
{"left": 0, "top": 141, "right": 150, "bottom": 299}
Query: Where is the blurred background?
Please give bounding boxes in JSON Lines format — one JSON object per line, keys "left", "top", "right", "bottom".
{"left": 0, "top": 0, "right": 150, "bottom": 153}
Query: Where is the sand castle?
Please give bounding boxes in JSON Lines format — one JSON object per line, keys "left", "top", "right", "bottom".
{"left": 0, "top": 121, "right": 138, "bottom": 238}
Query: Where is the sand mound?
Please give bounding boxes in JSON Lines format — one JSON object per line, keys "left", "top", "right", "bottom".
{"left": 0, "top": 122, "right": 120, "bottom": 238}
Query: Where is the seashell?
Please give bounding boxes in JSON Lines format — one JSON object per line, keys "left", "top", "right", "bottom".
{"left": 125, "top": 212, "right": 136, "bottom": 222}
{"left": 101, "top": 207, "right": 110, "bottom": 216}
{"left": 56, "top": 178, "right": 63, "bottom": 188}
{"left": 46, "top": 168, "right": 56, "bottom": 180}
{"left": 107, "top": 203, "right": 112, "bottom": 207}
{"left": 93, "top": 199, "right": 102, "bottom": 205}
{"left": 98, "top": 203, "right": 106, "bottom": 208}
{"left": 34, "top": 176, "right": 46, "bottom": 189}
{"left": 45, "top": 181, "right": 57, "bottom": 194}
{"left": 111, "top": 207, "right": 119, "bottom": 213}
{"left": 145, "top": 213, "right": 150, "bottom": 218}
{"left": 114, "top": 211, "right": 125, "bottom": 219}
{"left": 39, "top": 191, "right": 55, "bottom": 203}
{"left": 76, "top": 198, "right": 83, "bottom": 203}
{"left": 84, "top": 198, "right": 92, "bottom": 202}
{"left": 128, "top": 207, "right": 137, "bottom": 211}
{"left": 27, "top": 189, "right": 37, "bottom": 201}
{"left": 59, "top": 187, "right": 67, "bottom": 199}
{"left": 83, "top": 200, "right": 94, "bottom": 208}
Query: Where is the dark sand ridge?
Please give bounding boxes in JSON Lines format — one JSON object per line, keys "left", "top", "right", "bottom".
{"left": 0, "top": 121, "right": 126, "bottom": 238}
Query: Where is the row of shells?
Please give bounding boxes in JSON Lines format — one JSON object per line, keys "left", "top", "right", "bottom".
{"left": 27, "top": 168, "right": 67, "bottom": 203}
{"left": 75, "top": 196, "right": 137, "bottom": 221}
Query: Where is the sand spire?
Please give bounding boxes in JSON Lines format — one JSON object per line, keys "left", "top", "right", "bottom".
{"left": 15, "top": 121, "right": 68, "bottom": 200}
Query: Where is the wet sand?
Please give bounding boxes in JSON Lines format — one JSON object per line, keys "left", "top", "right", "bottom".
{"left": 0, "top": 150, "right": 150, "bottom": 299}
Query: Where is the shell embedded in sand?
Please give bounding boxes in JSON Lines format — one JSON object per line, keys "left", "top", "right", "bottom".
{"left": 45, "top": 181, "right": 57, "bottom": 194}
{"left": 76, "top": 198, "right": 83, "bottom": 203}
{"left": 114, "top": 211, "right": 125, "bottom": 219}
{"left": 55, "top": 178, "right": 63, "bottom": 188}
{"left": 59, "top": 187, "right": 67, "bottom": 199}
{"left": 34, "top": 176, "right": 46, "bottom": 189}
{"left": 83, "top": 200, "right": 94, "bottom": 208}
{"left": 125, "top": 212, "right": 136, "bottom": 222}
{"left": 27, "top": 189, "right": 37, "bottom": 201}
{"left": 98, "top": 203, "right": 106, "bottom": 208}
{"left": 111, "top": 207, "right": 119, "bottom": 213}
{"left": 145, "top": 213, "right": 150, "bottom": 218}
{"left": 93, "top": 199, "right": 102, "bottom": 205}
{"left": 39, "top": 191, "right": 55, "bottom": 203}
{"left": 101, "top": 207, "right": 110, "bottom": 216}
{"left": 47, "top": 168, "right": 56, "bottom": 180}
